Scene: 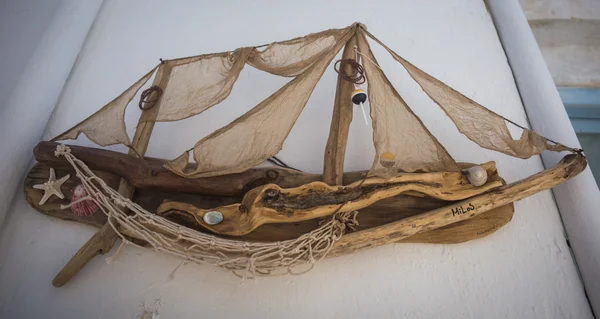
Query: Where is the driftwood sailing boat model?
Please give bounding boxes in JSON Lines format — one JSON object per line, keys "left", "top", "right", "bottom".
{"left": 24, "top": 23, "right": 586, "bottom": 285}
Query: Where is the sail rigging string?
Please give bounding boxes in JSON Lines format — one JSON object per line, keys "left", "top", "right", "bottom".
{"left": 500, "top": 117, "right": 575, "bottom": 150}
{"left": 352, "top": 43, "right": 580, "bottom": 153}
{"left": 179, "top": 147, "right": 302, "bottom": 172}
{"left": 334, "top": 59, "right": 366, "bottom": 84}
{"left": 353, "top": 46, "right": 382, "bottom": 72}
{"left": 267, "top": 156, "right": 301, "bottom": 172}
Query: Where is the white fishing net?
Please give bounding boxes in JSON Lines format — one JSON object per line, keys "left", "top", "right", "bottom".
{"left": 55, "top": 144, "right": 358, "bottom": 277}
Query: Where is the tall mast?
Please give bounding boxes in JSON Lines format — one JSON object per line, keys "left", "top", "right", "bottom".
{"left": 323, "top": 29, "right": 358, "bottom": 185}
{"left": 52, "top": 63, "right": 172, "bottom": 287}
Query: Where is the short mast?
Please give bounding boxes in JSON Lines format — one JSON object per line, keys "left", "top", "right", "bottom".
{"left": 323, "top": 30, "right": 358, "bottom": 185}
{"left": 52, "top": 63, "right": 172, "bottom": 287}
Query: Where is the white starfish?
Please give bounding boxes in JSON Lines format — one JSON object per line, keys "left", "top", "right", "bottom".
{"left": 33, "top": 168, "right": 70, "bottom": 205}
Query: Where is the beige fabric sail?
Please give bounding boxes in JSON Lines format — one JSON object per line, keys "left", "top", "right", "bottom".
{"left": 165, "top": 26, "right": 356, "bottom": 178}
{"left": 248, "top": 27, "right": 348, "bottom": 77}
{"left": 364, "top": 31, "right": 573, "bottom": 158}
{"left": 356, "top": 30, "right": 458, "bottom": 177}
{"left": 51, "top": 26, "right": 352, "bottom": 148}
{"left": 155, "top": 28, "right": 349, "bottom": 122}
{"left": 154, "top": 49, "right": 253, "bottom": 122}
{"left": 154, "top": 27, "right": 350, "bottom": 122}
{"left": 52, "top": 66, "right": 158, "bottom": 146}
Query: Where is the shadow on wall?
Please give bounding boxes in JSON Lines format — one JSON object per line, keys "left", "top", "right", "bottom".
{"left": 0, "top": 0, "right": 59, "bottom": 108}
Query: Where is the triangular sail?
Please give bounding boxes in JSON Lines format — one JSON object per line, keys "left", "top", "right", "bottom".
{"left": 51, "top": 23, "right": 577, "bottom": 182}
{"left": 164, "top": 26, "right": 356, "bottom": 178}
{"left": 155, "top": 27, "right": 349, "bottom": 122}
{"left": 153, "top": 48, "right": 253, "bottom": 122}
{"left": 52, "top": 66, "right": 159, "bottom": 146}
{"left": 356, "top": 29, "right": 459, "bottom": 177}
{"left": 53, "top": 27, "right": 351, "bottom": 146}
{"left": 247, "top": 27, "right": 345, "bottom": 77}
{"left": 364, "top": 30, "right": 574, "bottom": 158}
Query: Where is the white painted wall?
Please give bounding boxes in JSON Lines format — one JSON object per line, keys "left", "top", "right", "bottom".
{"left": 0, "top": 0, "right": 58, "bottom": 109}
{"left": 489, "top": 0, "right": 600, "bottom": 314}
{"left": 0, "top": 0, "right": 103, "bottom": 226}
{"left": 0, "top": 1, "right": 593, "bottom": 318}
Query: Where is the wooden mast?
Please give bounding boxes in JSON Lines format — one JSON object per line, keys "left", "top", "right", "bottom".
{"left": 52, "top": 63, "right": 171, "bottom": 287}
{"left": 322, "top": 28, "right": 359, "bottom": 185}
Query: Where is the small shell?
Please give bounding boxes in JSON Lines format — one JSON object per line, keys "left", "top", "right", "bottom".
{"left": 463, "top": 166, "right": 488, "bottom": 187}
{"left": 203, "top": 211, "right": 224, "bottom": 225}
{"left": 70, "top": 184, "right": 98, "bottom": 217}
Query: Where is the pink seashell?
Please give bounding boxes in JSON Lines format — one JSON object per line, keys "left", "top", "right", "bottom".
{"left": 70, "top": 184, "right": 98, "bottom": 217}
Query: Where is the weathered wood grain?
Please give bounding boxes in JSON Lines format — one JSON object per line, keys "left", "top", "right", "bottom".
{"left": 24, "top": 163, "right": 514, "bottom": 244}
{"left": 329, "top": 153, "right": 587, "bottom": 256}
{"left": 24, "top": 165, "right": 114, "bottom": 227}
{"left": 323, "top": 32, "right": 357, "bottom": 185}
{"left": 157, "top": 163, "right": 503, "bottom": 236}
{"left": 37, "top": 141, "right": 496, "bottom": 198}
{"left": 34, "top": 141, "right": 342, "bottom": 196}
{"left": 52, "top": 64, "right": 171, "bottom": 287}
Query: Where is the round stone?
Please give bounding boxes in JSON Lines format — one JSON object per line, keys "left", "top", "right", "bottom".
{"left": 464, "top": 166, "right": 488, "bottom": 187}
{"left": 203, "top": 211, "right": 223, "bottom": 225}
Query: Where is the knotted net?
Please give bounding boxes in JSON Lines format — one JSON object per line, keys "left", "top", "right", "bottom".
{"left": 55, "top": 144, "right": 358, "bottom": 277}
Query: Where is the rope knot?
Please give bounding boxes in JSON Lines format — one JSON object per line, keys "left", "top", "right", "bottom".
{"left": 337, "top": 211, "right": 359, "bottom": 231}
{"left": 112, "top": 197, "right": 127, "bottom": 207}
{"left": 54, "top": 144, "right": 71, "bottom": 157}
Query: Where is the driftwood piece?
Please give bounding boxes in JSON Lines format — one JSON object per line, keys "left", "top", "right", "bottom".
{"left": 329, "top": 153, "right": 587, "bottom": 256}
{"left": 24, "top": 165, "right": 116, "bottom": 227}
{"left": 323, "top": 32, "right": 357, "bottom": 185}
{"left": 34, "top": 141, "right": 330, "bottom": 196}
{"left": 25, "top": 154, "right": 584, "bottom": 266}
{"left": 51, "top": 65, "right": 172, "bottom": 287}
{"left": 24, "top": 163, "right": 514, "bottom": 243}
{"left": 33, "top": 141, "right": 495, "bottom": 199}
{"left": 157, "top": 163, "right": 503, "bottom": 236}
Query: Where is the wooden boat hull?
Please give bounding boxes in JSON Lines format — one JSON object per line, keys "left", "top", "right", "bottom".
{"left": 24, "top": 163, "right": 514, "bottom": 244}
{"left": 25, "top": 143, "right": 587, "bottom": 262}
{"left": 25, "top": 142, "right": 517, "bottom": 244}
